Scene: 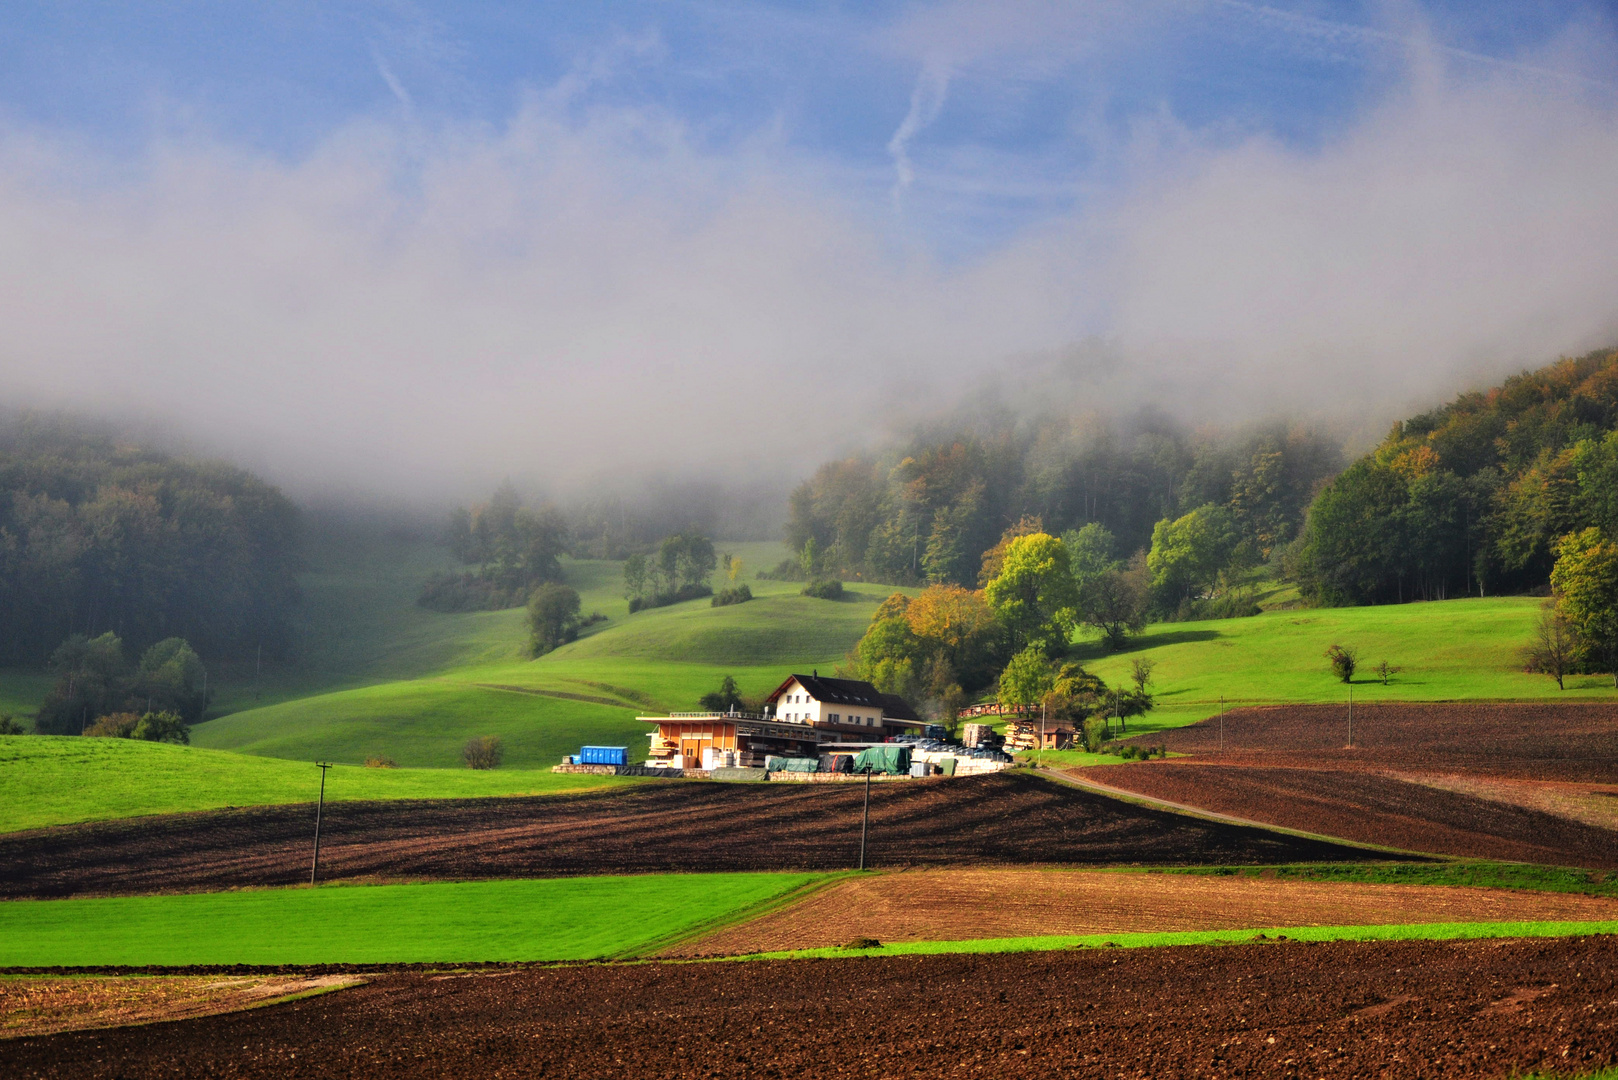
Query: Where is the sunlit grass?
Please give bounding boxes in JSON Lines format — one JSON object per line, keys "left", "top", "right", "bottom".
{"left": 0, "top": 873, "right": 825, "bottom": 966}
{"left": 0, "top": 737, "right": 632, "bottom": 833}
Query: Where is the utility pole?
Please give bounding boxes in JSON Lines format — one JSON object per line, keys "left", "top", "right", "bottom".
{"left": 858, "top": 766, "right": 873, "bottom": 871}
{"left": 1347, "top": 686, "right": 1353, "bottom": 748}
{"left": 310, "top": 762, "right": 333, "bottom": 885}
{"left": 1038, "top": 700, "right": 1046, "bottom": 769}
{"left": 1219, "top": 694, "right": 1224, "bottom": 751}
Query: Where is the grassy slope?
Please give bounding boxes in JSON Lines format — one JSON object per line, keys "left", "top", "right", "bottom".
{"left": 1068, "top": 595, "right": 1612, "bottom": 734}
{"left": 191, "top": 538, "right": 902, "bottom": 768}
{"left": 0, "top": 738, "right": 631, "bottom": 834}
{"left": 0, "top": 873, "right": 823, "bottom": 966}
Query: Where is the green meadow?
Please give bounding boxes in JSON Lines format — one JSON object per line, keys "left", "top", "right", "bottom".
{"left": 1073, "top": 595, "right": 1612, "bottom": 729}
{"left": 0, "top": 737, "right": 631, "bottom": 833}
{"left": 0, "top": 873, "right": 824, "bottom": 966}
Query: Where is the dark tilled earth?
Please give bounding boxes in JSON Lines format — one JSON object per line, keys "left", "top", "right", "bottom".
{"left": 0, "top": 771, "right": 1398, "bottom": 899}
{"left": 1095, "top": 702, "right": 1618, "bottom": 867}
{"left": 1132, "top": 702, "right": 1618, "bottom": 782}
{"left": 1082, "top": 763, "right": 1618, "bottom": 868}
{"left": 5, "top": 937, "right": 1616, "bottom": 1079}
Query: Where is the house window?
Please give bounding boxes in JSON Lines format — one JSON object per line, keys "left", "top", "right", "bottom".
{"left": 828, "top": 712, "right": 839, "bottom": 723}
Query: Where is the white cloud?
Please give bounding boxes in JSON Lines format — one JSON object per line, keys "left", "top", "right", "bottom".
{"left": 0, "top": 20, "right": 1615, "bottom": 503}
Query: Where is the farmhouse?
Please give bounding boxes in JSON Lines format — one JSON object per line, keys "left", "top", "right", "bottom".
{"left": 643, "top": 673, "right": 926, "bottom": 770}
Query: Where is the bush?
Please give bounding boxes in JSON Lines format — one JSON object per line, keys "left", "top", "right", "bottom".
{"left": 1325, "top": 643, "right": 1359, "bottom": 683}
{"left": 131, "top": 711, "right": 190, "bottom": 745}
{"left": 463, "top": 735, "right": 504, "bottom": 770}
{"left": 627, "top": 583, "right": 714, "bottom": 613}
{"left": 802, "top": 579, "right": 845, "bottom": 600}
{"left": 0, "top": 714, "right": 25, "bottom": 735}
{"left": 712, "top": 584, "right": 753, "bottom": 607}
{"left": 1102, "top": 741, "right": 1166, "bottom": 760}
{"left": 418, "top": 572, "right": 531, "bottom": 612}
{"left": 1171, "top": 592, "right": 1263, "bottom": 621}
{"left": 365, "top": 755, "right": 398, "bottom": 769}
{"left": 83, "top": 712, "right": 141, "bottom": 738}
{"left": 1081, "top": 716, "right": 1110, "bottom": 752}
{"left": 756, "top": 558, "right": 808, "bottom": 582}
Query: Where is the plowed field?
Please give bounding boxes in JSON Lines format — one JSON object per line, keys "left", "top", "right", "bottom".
{"left": 0, "top": 772, "right": 1393, "bottom": 899}
{"left": 1089, "top": 703, "right": 1618, "bottom": 866}
{"left": 1, "top": 976, "right": 364, "bottom": 1040}
{"left": 4, "top": 937, "right": 1616, "bottom": 1079}
{"left": 1136, "top": 701, "right": 1618, "bottom": 781}
{"left": 674, "top": 868, "right": 1618, "bottom": 955}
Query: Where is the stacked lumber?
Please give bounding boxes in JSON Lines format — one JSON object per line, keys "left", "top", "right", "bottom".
{"left": 1002, "top": 720, "right": 1042, "bottom": 752}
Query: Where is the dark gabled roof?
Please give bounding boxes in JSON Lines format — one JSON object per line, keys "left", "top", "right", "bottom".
{"left": 767, "top": 674, "right": 924, "bottom": 724}
{"left": 877, "top": 692, "right": 925, "bottom": 724}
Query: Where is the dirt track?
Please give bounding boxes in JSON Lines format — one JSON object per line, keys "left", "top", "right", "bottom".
{"left": 0, "top": 772, "right": 1395, "bottom": 900}
{"left": 1092, "top": 703, "right": 1618, "bottom": 867}
{"left": 4, "top": 937, "right": 1616, "bottom": 1078}
{"left": 674, "top": 868, "right": 1618, "bottom": 955}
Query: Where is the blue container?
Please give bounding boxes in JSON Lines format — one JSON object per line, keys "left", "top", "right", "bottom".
{"left": 578, "top": 746, "right": 629, "bottom": 766}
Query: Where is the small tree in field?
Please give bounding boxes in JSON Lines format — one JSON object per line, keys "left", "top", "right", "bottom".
{"left": 527, "top": 583, "right": 582, "bottom": 655}
{"left": 1522, "top": 601, "right": 1577, "bottom": 690}
{"left": 1374, "top": 660, "right": 1403, "bottom": 686}
{"left": 1130, "top": 658, "right": 1156, "bottom": 702}
{"left": 463, "top": 735, "right": 504, "bottom": 770}
{"left": 1325, "top": 643, "right": 1358, "bottom": 683}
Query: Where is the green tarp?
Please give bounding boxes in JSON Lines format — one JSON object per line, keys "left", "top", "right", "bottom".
{"left": 765, "top": 756, "right": 820, "bottom": 773}
{"left": 851, "top": 745, "right": 912, "bottom": 775}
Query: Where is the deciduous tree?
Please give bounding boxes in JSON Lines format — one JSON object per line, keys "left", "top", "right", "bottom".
{"left": 1550, "top": 528, "right": 1618, "bottom": 687}
{"left": 985, "top": 533, "right": 1078, "bottom": 655}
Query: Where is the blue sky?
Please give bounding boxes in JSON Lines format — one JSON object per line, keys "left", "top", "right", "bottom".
{"left": 1, "top": 2, "right": 1616, "bottom": 497}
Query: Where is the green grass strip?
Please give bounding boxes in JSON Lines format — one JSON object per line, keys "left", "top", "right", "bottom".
{"left": 1167, "top": 862, "right": 1618, "bottom": 896}
{"left": 0, "top": 874, "right": 823, "bottom": 967}
{"left": 0, "top": 737, "right": 637, "bottom": 834}
{"left": 734, "top": 920, "right": 1618, "bottom": 961}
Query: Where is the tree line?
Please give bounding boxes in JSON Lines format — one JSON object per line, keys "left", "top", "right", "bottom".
{"left": 1292, "top": 345, "right": 1618, "bottom": 606}
{"left": 782, "top": 414, "right": 1340, "bottom": 608}
{"left": 0, "top": 413, "right": 301, "bottom": 667}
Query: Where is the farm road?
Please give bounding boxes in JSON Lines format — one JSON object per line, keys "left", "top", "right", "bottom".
{"left": 4, "top": 937, "right": 1616, "bottom": 1078}
{"left": 673, "top": 868, "right": 1618, "bottom": 955}
{"left": 0, "top": 772, "right": 1395, "bottom": 899}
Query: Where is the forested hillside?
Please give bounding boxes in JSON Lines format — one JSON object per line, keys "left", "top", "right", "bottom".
{"left": 783, "top": 415, "right": 1341, "bottom": 590}
{"left": 0, "top": 414, "right": 301, "bottom": 665}
{"left": 1294, "top": 346, "right": 1618, "bottom": 605}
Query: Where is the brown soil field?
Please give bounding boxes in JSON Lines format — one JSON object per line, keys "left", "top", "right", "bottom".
{"left": 0, "top": 976, "right": 363, "bottom": 1041}
{"left": 675, "top": 868, "right": 1618, "bottom": 956}
{"left": 4, "top": 937, "right": 1615, "bottom": 1078}
{"left": 1080, "top": 764, "right": 1618, "bottom": 867}
{"left": 1137, "top": 702, "right": 1618, "bottom": 782}
{"left": 1089, "top": 703, "right": 1618, "bottom": 866}
{"left": 0, "top": 771, "right": 1395, "bottom": 900}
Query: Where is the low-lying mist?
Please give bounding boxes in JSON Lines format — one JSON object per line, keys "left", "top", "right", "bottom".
{"left": 1, "top": 43, "right": 1614, "bottom": 511}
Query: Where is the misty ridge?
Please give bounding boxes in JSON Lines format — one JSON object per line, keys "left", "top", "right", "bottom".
{"left": 0, "top": 26, "right": 1614, "bottom": 508}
